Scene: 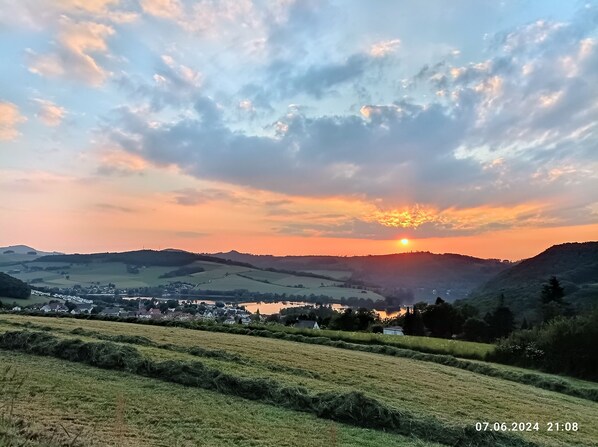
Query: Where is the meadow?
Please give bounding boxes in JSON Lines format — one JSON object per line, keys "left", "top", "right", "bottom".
{"left": 0, "top": 314, "right": 597, "bottom": 447}
{"left": 0, "top": 259, "right": 384, "bottom": 301}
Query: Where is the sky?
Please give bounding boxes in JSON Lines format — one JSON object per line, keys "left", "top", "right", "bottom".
{"left": 1, "top": 0, "right": 597, "bottom": 260}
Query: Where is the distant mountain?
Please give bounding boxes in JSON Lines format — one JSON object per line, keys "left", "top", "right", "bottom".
{"left": 0, "top": 245, "right": 57, "bottom": 256}
{"left": 35, "top": 249, "right": 254, "bottom": 268}
{"left": 212, "top": 251, "right": 512, "bottom": 301}
{"left": 458, "top": 242, "right": 598, "bottom": 320}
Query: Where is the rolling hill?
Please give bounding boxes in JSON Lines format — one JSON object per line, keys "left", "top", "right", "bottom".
{"left": 212, "top": 251, "right": 512, "bottom": 301}
{"left": 458, "top": 242, "right": 598, "bottom": 320}
{"left": 0, "top": 249, "right": 385, "bottom": 302}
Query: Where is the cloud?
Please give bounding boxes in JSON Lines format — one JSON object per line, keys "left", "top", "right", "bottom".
{"left": 116, "top": 54, "right": 203, "bottom": 110}
{"left": 173, "top": 188, "right": 238, "bottom": 205}
{"left": 0, "top": 0, "right": 136, "bottom": 30}
{"left": 369, "top": 39, "right": 401, "bottom": 58}
{"left": 34, "top": 99, "right": 66, "bottom": 126}
{"left": 140, "top": 0, "right": 184, "bottom": 20}
{"left": 95, "top": 203, "right": 135, "bottom": 213}
{"left": 27, "top": 18, "right": 115, "bottom": 85}
{"left": 102, "top": 5, "right": 598, "bottom": 240}
{"left": 96, "top": 148, "right": 149, "bottom": 175}
{"left": 0, "top": 102, "right": 27, "bottom": 140}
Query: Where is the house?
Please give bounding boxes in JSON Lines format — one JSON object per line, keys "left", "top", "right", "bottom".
{"left": 383, "top": 326, "right": 404, "bottom": 336}
{"left": 294, "top": 320, "right": 320, "bottom": 330}
{"left": 12, "top": 306, "right": 22, "bottom": 312}
{"left": 223, "top": 318, "right": 237, "bottom": 325}
{"left": 71, "top": 303, "right": 94, "bottom": 315}
{"left": 100, "top": 307, "right": 124, "bottom": 317}
{"left": 41, "top": 303, "right": 69, "bottom": 313}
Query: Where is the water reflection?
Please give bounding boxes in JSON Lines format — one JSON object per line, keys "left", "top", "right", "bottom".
{"left": 239, "top": 300, "right": 406, "bottom": 320}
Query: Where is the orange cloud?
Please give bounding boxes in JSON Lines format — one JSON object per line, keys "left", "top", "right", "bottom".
{"left": 140, "top": 0, "right": 184, "bottom": 20}
{"left": 0, "top": 102, "right": 27, "bottom": 140}
{"left": 366, "top": 205, "right": 444, "bottom": 228}
{"left": 28, "top": 18, "right": 115, "bottom": 85}
{"left": 369, "top": 39, "right": 401, "bottom": 58}
{"left": 34, "top": 99, "right": 66, "bottom": 126}
{"left": 98, "top": 149, "right": 149, "bottom": 174}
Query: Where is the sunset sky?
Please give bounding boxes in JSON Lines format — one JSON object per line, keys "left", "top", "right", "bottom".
{"left": 1, "top": 0, "right": 597, "bottom": 260}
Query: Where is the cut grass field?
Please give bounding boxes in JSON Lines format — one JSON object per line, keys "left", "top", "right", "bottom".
{"left": 0, "top": 315, "right": 596, "bottom": 447}
{"left": 0, "top": 351, "right": 439, "bottom": 447}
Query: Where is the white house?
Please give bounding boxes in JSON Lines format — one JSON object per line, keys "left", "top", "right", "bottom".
{"left": 294, "top": 320, "right": 320, "bottom": 330}
{"left": 383, "top": 326, "right": 404, "bottom": 336}
{"left": 41, "top": 303, "right": 69, "bottom": 313}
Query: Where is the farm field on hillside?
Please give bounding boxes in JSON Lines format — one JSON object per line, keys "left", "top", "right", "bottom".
{"left": 0, "top": 350, "right": 438, "bottom": 447}
{"left": 247, "top": 324, "right": 496, "bottom": 358}
{"left": 0, "top": 295, "right": 58, "bottom": 306}
{"left": 0, "top": 259, "right": 384, "bottom": 300}
{"left": 1, "top": 315, "right": 596, "bottom": 447}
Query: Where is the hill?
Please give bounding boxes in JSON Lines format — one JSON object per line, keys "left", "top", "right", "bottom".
{"left": 212, "top": 251, "right": 511, "bottom": 301}
{"left": 0, "top": 245, "right": 59, "bottom": 266}
{"left": 0, "top": 250, "right": 384, "bottom": 301}
{"left": 0, "top": 272, "right": 30, "bottom": 300}
{"left": 459, "top": 242, "right": 598, "bottom": 320}
{"left": 0, "top": 314, "right": 596, "bottom": 446}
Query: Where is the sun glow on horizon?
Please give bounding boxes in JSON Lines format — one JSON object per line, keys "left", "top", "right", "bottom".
{"left": 400, "top": 238, "right": 409, "bottom": 246}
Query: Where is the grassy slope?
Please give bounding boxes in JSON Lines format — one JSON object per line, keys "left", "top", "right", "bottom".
{"left": 0, "top": 260, "right": 384, "bottom": 301}
{"left": 245, "top": 324, "right": 496, "bottom": 358}
{"left": 0, "top": 351, "right": 438, "bottom": 447}
{"left": 1, "top": 315, "right": 597, "bottom": 447}
{"left": 0, "top": 295, "right": 56, "bottom": 306}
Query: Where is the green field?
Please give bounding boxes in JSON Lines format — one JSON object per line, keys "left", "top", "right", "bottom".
{"left": 0, "top": 315, "right": 596, "bottom": 447}
{"left": 246, "top": 324, "right": 496, "bottom": 359}
{"left": 0, "top": 259, "right": 385, "bottom": 301}
{"left": 0, "top": 351, "right": 439, "bottom": 447}
{"left": 0, "top": 295, "right": 58, "bottom": 307}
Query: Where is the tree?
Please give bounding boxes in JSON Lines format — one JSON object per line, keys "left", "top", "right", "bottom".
{"left": 158, "top": 301, "right": 170, "bottom": 313}
{"left": 540, "top": 276, "right": 569, "bottom": 323}
{"left": 65, "top": 301, "right": 77, "bottom": 312}
{"left": 403, "top": 307, "right": 425, "bottom": 336}
{"left": 463, "top": 317, "right": 490, "bottom": 342}
{"left": 0, "top": 273, "right": 31, "bottom": 299}
{"left": 541, "top": 276, "right": 565, "bottom": 304}
{"left": 422, "top": 298, "right": 463, "bottom": 338}
{"left": 484, "top": 296, "right": 515, "bottom": 340}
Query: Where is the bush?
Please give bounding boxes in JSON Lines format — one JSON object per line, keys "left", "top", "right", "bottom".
{"left": 490, "top": 309, "right": 598, "bottom": 380}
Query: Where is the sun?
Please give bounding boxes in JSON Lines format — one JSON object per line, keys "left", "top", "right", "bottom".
{"left": 400, "top": 238, "right": 409, "bottom": 246}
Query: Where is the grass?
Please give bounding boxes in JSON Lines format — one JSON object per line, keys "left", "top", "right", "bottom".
{"left": 245, "top": 324, "right": 496, "bottom": 359}
{"left": 0, "top": 295, "right": 56, "bottom": 307}
{"left": 0, "top": 260, "right": 384, "bottom": 300}
{"left": 0, "top": 351, "right": 440, "bottom": 447}
{"left": 1, "top": 315, "right": 597, "bottom": 447}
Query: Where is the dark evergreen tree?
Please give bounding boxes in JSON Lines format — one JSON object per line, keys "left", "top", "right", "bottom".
{"left": 541, "top": 276, "right": 565, "bottom": 304}
{"left": 540, "top": 276, "right": 569, "bottom": 323}
{"left": 484, "top": 296, "right": 515, "bottom": 340}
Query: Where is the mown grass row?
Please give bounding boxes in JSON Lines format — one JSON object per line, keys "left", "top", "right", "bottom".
{"left": 4, "top": 313, "right": 597, "bottom": 402}
{"left": 0, "top": 330, "right": 538, "bottom": 447}
{"left": 65, "top": 325, "right": 598, "bottom": 402}
{"left": 0, "top": 320, "right": 320, "bottom": 380}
